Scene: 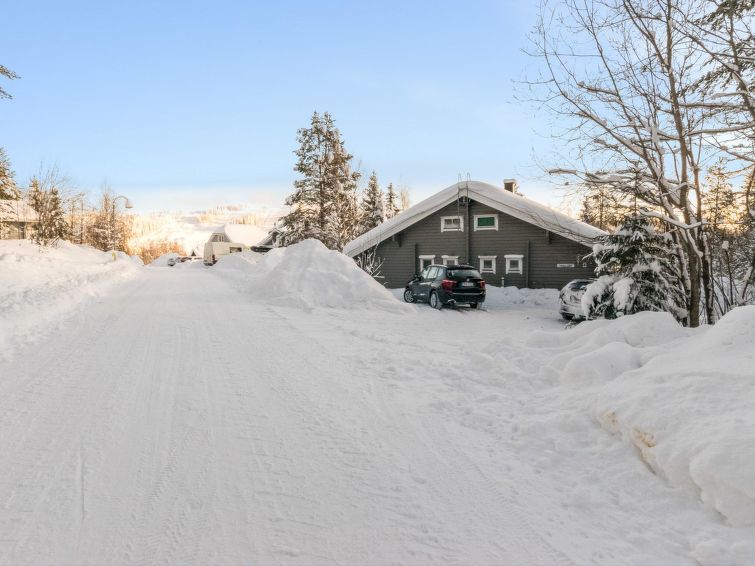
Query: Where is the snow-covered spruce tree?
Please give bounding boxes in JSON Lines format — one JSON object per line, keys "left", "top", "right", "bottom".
{"left": 0, "top": 148, "right": 19, "bottom": 201}
{"left": 0, "top": 148, "right": 20, "bottom": 229}
{"left": 86, "top": 190, "right": 131, "bottom": 251}
{"left": 28, "top": 177, "right": 69, "bottom": 247}
{"left": 281, "top": 111, "right": 361, "bottom": 250}
{"left": 385, "top": 182, "right": 400, "bottom": 219}
{"left": 359, "top": 171, "right": 385, "bottom": 233}
{"left": 583, "top": 215, "right": 686, "bottom": 322}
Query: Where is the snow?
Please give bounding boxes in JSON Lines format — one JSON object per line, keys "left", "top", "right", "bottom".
{"left": 2, "top": 243, "right": 754, "bottom": 564}
{"left": 148, "top": 251, "right": 180, "bottom": 267}
{"left": 0, "top": 240, "right": 141, "bottom": 361}
{"left": 344, "top": 180, "right": 606, "bottom": 257}
{"left": 217, "top": 239, "right": 411, "bottom": 313}
{"left": 220, "top": 223, "right": 268, "bottom": 246}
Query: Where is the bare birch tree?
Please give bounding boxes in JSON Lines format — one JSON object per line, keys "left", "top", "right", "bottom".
{"left": 526, "top": 0, "right": 724, "bottom": 326}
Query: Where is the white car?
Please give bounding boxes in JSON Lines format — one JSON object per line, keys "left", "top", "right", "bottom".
{"left": 558, "top": 279, "right": 594, "bottom": 320}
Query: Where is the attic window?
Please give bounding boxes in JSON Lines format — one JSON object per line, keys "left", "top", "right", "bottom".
{"left": 505, "top": 254, "right": 524, "bottom": 275}
{"left": 441, "top": 216, "right": 464, "bottom": 232}
{"left": 474, "top": 214, "right": 499, "bottom": 231}
{"left": 210, "top": 233, "right": 229, "bottom": 243}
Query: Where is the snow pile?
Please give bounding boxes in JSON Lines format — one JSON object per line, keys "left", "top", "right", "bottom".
{"left": 213, "top": 249, "right": 264, "bottom": 271}
{"left": 594, "top": 307, "right": 755, "bottom": 530}
{"left": 0, "top": 240, "right": 142, "bottom": 361}
{"left": 149, "top": 252, "right": 180, "bottom": 267}
{"left": 531, "top": 308, "right": 755, "bottom": 533}
{"left": 484, "top": 286, "right": 559, "bottom": 309}
{"left": 216, "top": 239, "right": 410, "bottom": 313}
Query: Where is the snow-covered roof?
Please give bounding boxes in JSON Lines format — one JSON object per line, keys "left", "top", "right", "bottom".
{"left": 343, "top": 180, "right": 605, "bottom": 257}
{"left": 214, "top": 224, "right": 269, "bottom": 246}
{"left": 0, "top": 199, "right": 38, "bottom": 222}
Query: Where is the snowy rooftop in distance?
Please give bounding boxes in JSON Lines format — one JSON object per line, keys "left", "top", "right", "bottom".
{"left": 343, "top": 180, "right": 606, "bottom": 257}
{"left": 217, "top": 224, "right": 269, "bottom": 246}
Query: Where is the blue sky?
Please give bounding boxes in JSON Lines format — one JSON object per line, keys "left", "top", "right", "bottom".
{"left": 0, "top": 0, "right": 558, "bottom": 212}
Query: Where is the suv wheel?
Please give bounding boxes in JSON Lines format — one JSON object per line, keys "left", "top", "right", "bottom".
{"left": 403, "top": 289, "right": 415, "bottom": 303}
{"left": 469, "top": 303, "right": 479, "bottom": 310}
{"left": 430, "top": 291, "right": 442, "bottom": 310}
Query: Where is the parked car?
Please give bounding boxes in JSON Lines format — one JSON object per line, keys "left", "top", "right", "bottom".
{"left": 558, "top": 279, "right": 594, "bottom": 320}
{"left": 167, "top": 257, "right": 177, "bottom": 267}
{"left": 403, "top": 264, "right": 486, "bottom": 309}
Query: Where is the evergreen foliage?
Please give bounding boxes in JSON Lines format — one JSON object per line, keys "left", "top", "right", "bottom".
{"left": 579, "top": 187, "right": 632, "bottom": 231}
{"left": 0, "top": 147, "right": 19, "bottom": 201}
{"left": 28, "top": 177, "right": 69, "bottom": 247}
{"left": 583, "top": 215, "right": 687, "bottom": 322}
{"left": 360, "top": 171, "right": 385, "bottom": 233}
{"left": 385, "top": 183, "right": 400, "bottom": 219}
{"left": 281, "top": 112, "right": 361, "bottom": 250}
{"left": 703, "top": 162, "right": 741, "bottom": 236}
{"left": 87, "top": 190, "right": 131, "bottom": 251}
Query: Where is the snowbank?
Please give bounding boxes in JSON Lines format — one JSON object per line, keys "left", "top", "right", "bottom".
{"left": 484, "top": 286, "right": 559, "bottom": 309}
{"left": 149, "top": 252, "right": 180, "bottom": 267}
{"left": 0, "top": 240, "right": 142, "bottom": 361}
{"left": 531, "top": 308, "right": 755, "bottom": 531}
{"left": 215, "top": 239, "right": 410, "bottom": 313}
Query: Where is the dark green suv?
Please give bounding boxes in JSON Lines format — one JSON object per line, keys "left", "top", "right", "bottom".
{"left": 403, "top": 264, "right": 486, "bottom": 309}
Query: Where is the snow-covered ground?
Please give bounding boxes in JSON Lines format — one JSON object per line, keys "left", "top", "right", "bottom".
{"left": 1, "top": 239, "right": 754, "bottom": 564}
{"left": 0, "top": 240, "right": 142, "bottom": 361}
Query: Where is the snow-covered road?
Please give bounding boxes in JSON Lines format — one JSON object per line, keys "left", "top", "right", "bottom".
{"left": 0, "top": 263, "right": 751, "bottom": 564}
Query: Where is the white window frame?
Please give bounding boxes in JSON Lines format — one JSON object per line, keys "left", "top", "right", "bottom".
{"left": 442, "top": 255, "right": 459, "bottom": 266}
{"left": 473, "top": 214, "right": 499, "bottom": 231}
{"left": 418, "top": 255, "right": 436, "bottom": 272}
{"left": 504, "top": 254, "right": 524, "bottom": 275}
{"left": 478, "top": 255, "right": 497, "bottom": 274}
{"left": 440, "top": 215, "right": 464, "bottom": 232}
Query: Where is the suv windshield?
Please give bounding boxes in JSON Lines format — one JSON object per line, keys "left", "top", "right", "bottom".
{"left": 447, "top": 269, "right": 481, "bottom": 279}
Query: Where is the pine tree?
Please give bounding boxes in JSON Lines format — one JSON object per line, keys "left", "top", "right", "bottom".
{"left": 385, "top": 182, "right": 400, "bottom": 219}
{"left": 359, "top": 171, "right": 385, "bottom": 233}
{"left": 578, "top": 186, "right": 631, "bottom": 231}
{"left": 0, "top": 148, "right": 19, "bottom": 200}
{"left": 281, "top": 111, "right": 361, "bottom": 250}
{"left": 87, "top": 190, "right": 131, "bottom": 251}
{"left": 584, "top": 215, "right": 686, "bottom": 321}
{"left": 28, "top": 177, "right": 69, "bottom": 247}
{"left": 703, "top": 162, "right": 741, "bottom": 237}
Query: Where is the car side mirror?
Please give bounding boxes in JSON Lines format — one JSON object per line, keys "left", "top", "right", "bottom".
{"left": 413, "top": 274, "right": 421, "bottom": 281}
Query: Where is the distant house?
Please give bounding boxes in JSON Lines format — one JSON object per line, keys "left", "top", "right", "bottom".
{"left": 251, "top": 225, "right": 283, "bottom": 253}
{"left": 202, "top": 223, "right": 270, "bottom": 264}
{"left": 0, "top": 199, "right": 38, "bottom": 240}
{"left": 343, "top": 180, "right": 605, "bottom": 289}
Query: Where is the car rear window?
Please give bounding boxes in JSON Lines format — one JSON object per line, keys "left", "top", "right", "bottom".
{"left": 447, "top": 269, "right": 481, "bottom": 278}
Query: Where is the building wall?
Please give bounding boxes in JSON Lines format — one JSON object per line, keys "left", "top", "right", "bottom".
{"left": 366, "top": 199, "right": 596, "bottom": 289}
{"left": 0, "top": 221, "right": 33, "bottom": 240}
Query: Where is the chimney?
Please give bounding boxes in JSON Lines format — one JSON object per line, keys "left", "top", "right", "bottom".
{"left": 503, "top": 178, "right": 518, "bottom": 193}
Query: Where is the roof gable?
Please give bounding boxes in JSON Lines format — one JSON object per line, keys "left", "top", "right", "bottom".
{"left": 343, "top": 181, "right": 605, "bottom": 256}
